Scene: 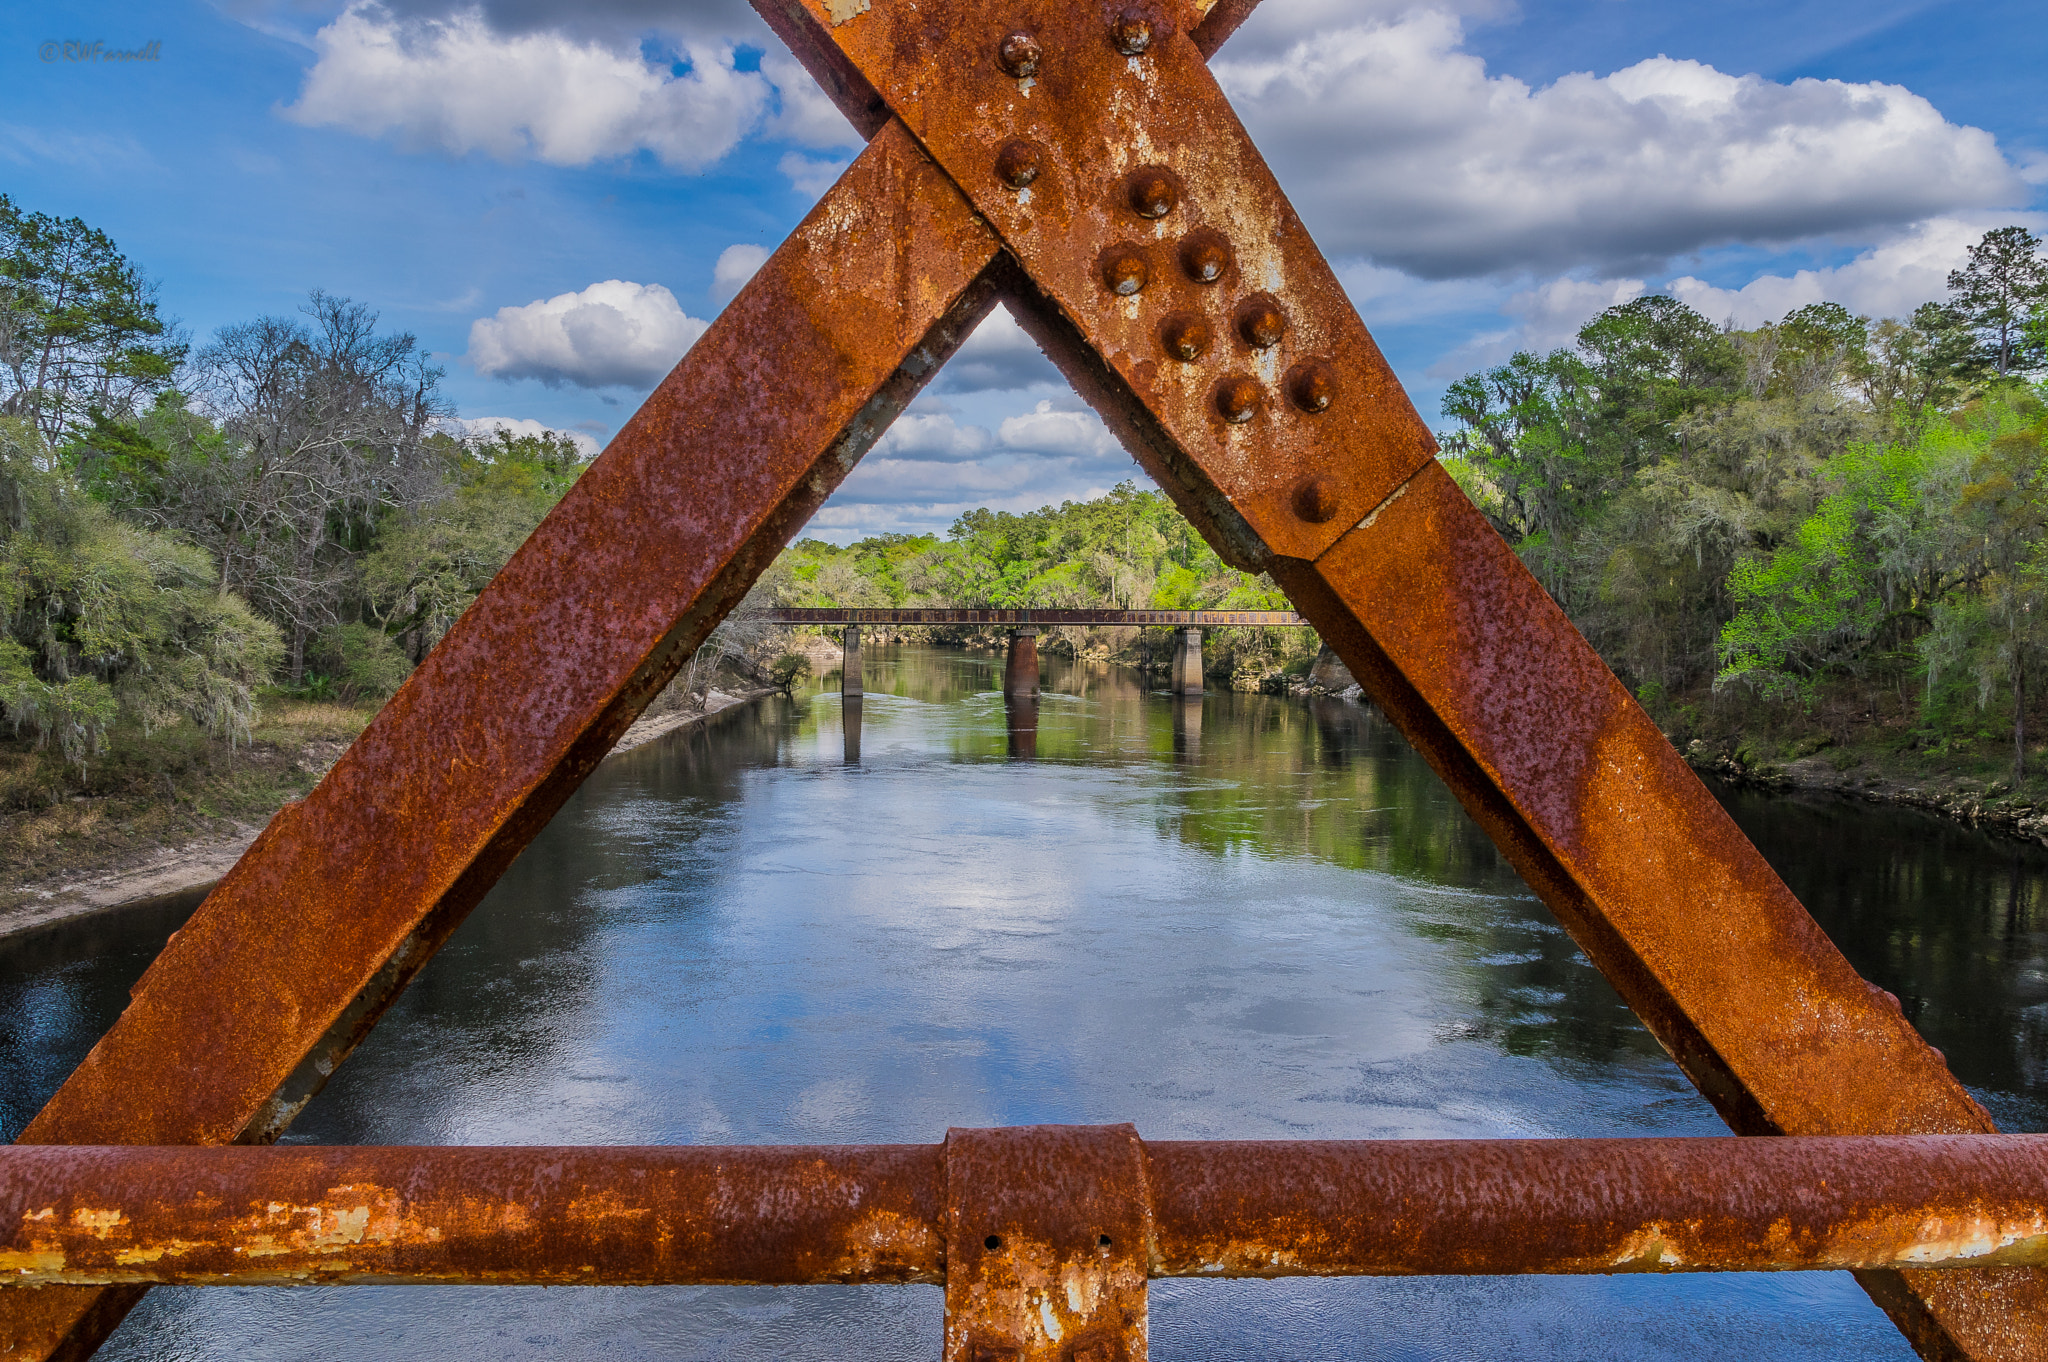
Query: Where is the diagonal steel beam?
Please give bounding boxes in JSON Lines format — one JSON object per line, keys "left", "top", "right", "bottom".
{"left": 757, "top": 0, "right": 2048, "bottom": 1355}
{"left": 0, "top": 118, "right": 1004, "bottom": 1362}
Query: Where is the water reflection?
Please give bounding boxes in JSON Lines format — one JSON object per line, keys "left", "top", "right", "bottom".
{"left": 2, "top": 645, "right": 2040, "bottom": 1359}
{"left": 1003, "top": 694, "right": 1037, "bottom": 760}
{"left": 1170, "top": 695, "right": 1201, "bottom": 761}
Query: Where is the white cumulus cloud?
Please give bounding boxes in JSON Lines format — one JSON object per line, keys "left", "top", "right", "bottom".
{"left": 284, "top": 3, "right": 771, "bottom": 169}
{"left": 935, "top": 307, "right": 1060, "bottom": 395}
{"left": 1665, "top": 215, "right": 2046, "bottom": 327}
{"left": 711, "top": 243, "right": 769, "bottom": 305}
{"left": 997, "top": 401, "right": 1120, "bottom": 460}
{"left": 1216, "top": 8, "right": 2025, "bottom": 277}
{"left": 466, "top": 278, "right": 707, "bottom": 388}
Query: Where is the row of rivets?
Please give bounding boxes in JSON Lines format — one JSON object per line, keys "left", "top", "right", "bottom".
{"left": 1094, "top": 238, "right": 1234, "bottom": 295}
{"left": 1001, "top": 12, "right": 1152, "bottom": 73}
{"left": 989, "top": 16, "right": 1338, "bottom": 517}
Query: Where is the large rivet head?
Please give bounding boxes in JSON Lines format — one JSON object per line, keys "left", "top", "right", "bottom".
{"left": 1102, "top": 248, "right": 1149, "bottom": 296}
{"left": 1287, "top": 359, "right": 1337, "bottom": 413}
{"left": 1160, "top": 313, "right": 1211, "bottom": 362}
{"left": 1127, "top": 166, "right": 1179, "bottom": 219}
{"left": 995, "top": 140, "right": 1041, "bottom": 190}
{"left": 1179, "top": 230, "right": 1231, "bottom": 284}
{"left": 1235, "top": 295, "right": 1286, "bottom": 349}
{"left": 1216, "top": 375, "right": 1262, "bottom": 423}
{"left": 1112, "top": 9, "right": 1153, "bottom": 54}
{"left": 997, "top": 31, "right": 1042, "bottom": 77}
{"left": 1291, "top": 477, "right": 1340, "bottom": 523}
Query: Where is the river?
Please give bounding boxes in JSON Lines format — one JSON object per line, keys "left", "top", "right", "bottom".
{"left": 2, "top": 644, "right": 2044, "bottom": 1360}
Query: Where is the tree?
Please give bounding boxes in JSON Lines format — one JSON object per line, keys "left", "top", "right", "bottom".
{"left": 0, "top": 418, "right": 279, "bottom": 767}
{"left": 1919, "top": 395, "right": 2048, "bottom": 778}
{"left": 113, "top": 292, "right": 450, "bottom": 684}
{"left": 0, "top": 195, "right": 185, "bottom": 445}
{"left": 361, "top": 429, "right": 589, "bottom": 670}
{"left": 1947, "top": 226, "right": 2048, "bottom": 379}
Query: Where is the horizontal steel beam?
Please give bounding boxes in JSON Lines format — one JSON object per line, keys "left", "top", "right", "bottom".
{"left": 765, "top": 609, "right": 1309, "bottom": 626}
{"left": 4, "top": 1133, "right": 2045, "bottom": 1287}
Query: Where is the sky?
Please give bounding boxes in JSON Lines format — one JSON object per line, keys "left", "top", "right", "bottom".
{"left": 5, "top": 0, "right": 2044, "bottom": 544}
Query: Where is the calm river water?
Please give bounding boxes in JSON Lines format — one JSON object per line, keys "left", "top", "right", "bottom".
{"left": 3, "top": 644, "right": 2046, "bottom": 1360}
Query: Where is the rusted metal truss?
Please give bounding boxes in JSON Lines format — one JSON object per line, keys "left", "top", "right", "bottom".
{"left": 8, "top": 1133, "right": 2048, "bottom": 1288}
{"left": 4, "top": 0, "right": 2044, "bottom": 1359}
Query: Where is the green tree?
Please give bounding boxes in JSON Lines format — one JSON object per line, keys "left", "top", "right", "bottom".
{"left": 1918, "top": 394, "right": 2048, "bottom": 776}
{"left": 0, "top": 419, "right": 279, "bottom": 766}
{"left": 0, "top": 195, "right": 185, "bottom": 445}
{"left": 360, "top": 429, "right": 591, "bottom": 678}
{"left": 1948, "top": 226, "right": 2048, "bottom": 379}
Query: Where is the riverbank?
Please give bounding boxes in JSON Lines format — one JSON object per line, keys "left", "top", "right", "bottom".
{"left": 1685, "top": 740, "right": 2048, "bottom": 848}
{"left": 0, "top": 686, "right": 776, "bottom": 941}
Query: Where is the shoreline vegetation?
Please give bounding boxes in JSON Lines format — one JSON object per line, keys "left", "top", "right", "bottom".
{"left": 6, "top": 198, "right": 2048, "bottom": 931}
{"left": 0, "top": 683, "right": 774, "bottom": 941}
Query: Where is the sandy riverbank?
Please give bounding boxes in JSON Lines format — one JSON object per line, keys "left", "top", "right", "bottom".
{"left": 0, "top": 687, "right": 777, "bottom": 942}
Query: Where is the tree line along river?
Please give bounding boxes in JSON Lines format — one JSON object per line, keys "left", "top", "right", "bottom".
{"left": 1, "top": 644, "right": 2043, "bottom": 1361}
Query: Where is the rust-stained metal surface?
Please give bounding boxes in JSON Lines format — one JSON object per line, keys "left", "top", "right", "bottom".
{"left": 0, "top": 1145, "right": 942, "bottom": 1287}
{"left": 1271, "top": 462, "right": 2048, "bottom": 1358}
{"left": 9, "top": 0, "right": 2043, "bottom": 1356}
{"left": 0, "top": 118, "right": 1003, "bottom": 1360}
{"left": 754, "top": 2, "right": 2048, "bottom": 1354}
{"left": 1148, "top": 1136, "right": 2048, "bottom": 1278}
{"left": 754, "top": 0, "right": 1438, "bottom": 570}
{"left": 6, "top": 1133, "right": 2048, "bottom": 1290}
{"left": 943, "top": 1126, "right": 1151, "bottom": 1362}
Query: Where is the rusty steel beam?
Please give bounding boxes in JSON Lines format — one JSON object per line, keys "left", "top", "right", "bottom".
{"left": 1147, "top": 1135, "right": 2048, "bottom": 1278}
{"left": 754, "top": 3, "right": 2048, "bottom": 1356}
{"left": 0, "top": 1145, "right": 943, "bottom": 1288}
{"left": 0, "top": 119, "right": 1004, "bottom": 1361}
{"left": 4, "top": 1132, "right": 2048, "bottom": 1289}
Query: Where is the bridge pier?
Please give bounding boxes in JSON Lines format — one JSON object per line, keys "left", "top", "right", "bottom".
{"left": 842, "top": 696, "right": 861, "bottom": 763}
{"left": 842, "top": 624, "right": 862, "bottom": 698}
{"left": 1004, "top": 626, "right": 1040, "bottom": 697}
{"left": 1169, "top": 627, "right": 1204, "bottom": 695}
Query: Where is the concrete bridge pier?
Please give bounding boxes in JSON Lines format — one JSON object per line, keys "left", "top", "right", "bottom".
{"left": 1169, "top": 627, "right": 1204, "bottom": 695}
{"left": 841, "top": 624, "right": 862, "bottom": 698}
{"left": 1004, "top": 626, "right": 1040, "bottom": 696}
{"left": 842, "top": 697, "right": 861, "bottom": 764}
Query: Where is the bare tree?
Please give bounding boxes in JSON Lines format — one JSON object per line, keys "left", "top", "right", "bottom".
{"left": 155, "top": 292, "right": 449, "bottom": 683}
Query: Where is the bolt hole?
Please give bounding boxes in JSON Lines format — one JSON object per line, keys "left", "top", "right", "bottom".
{"left": 985, "top": 1234, "right": 1003, "bottom": 1251}
{"left": 1099, "top": 1234, "right": 1114, "bottom": 1247}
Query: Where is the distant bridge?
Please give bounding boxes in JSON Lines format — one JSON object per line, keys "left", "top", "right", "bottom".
{"left": 773, "top": 607, "right": 1311, "bottom": 700}
{"left": 765, "top": 608, "right": 1308, "bottom": 626}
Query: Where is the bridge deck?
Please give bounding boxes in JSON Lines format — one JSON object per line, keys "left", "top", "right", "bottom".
{"left": 765, "top": 608, "right": 1309, "bottom": 626}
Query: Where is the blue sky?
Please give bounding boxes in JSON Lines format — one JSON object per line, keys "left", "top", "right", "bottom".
{"left": 5, "top": 0, "right": 2043, "bottom": 542}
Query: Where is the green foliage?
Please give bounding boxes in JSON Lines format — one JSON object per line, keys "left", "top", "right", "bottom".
{"left": 768, "top": 652, "right": 812, "bottom": 695}
{"left": 360, "top": 429, "right": 591, "bottom": 671}
{"left": 0, "top": 418, "right": 280, "bottom": 766}
{"left": 0, "top": 195, "right": 185, "bottom": 444}
{"left": 1947, "top": 225, "right": 2048, "bottom": 378}
{"left": 311, "top": 622, "right": 413, "bottom": 702}
{"left": 768, "top": 481, "right": 1271, "bottom": 615}
{"left": 1716, "top": 392, "right": 2043, "bottom": 710}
